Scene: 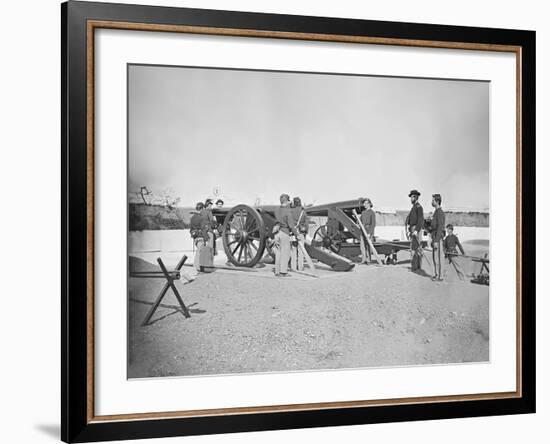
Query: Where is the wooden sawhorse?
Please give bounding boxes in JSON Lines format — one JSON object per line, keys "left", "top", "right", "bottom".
{"left": 471, "top": 253, "right": 490, "bottom": 286}
{"left": 130, "top": 255, "right": 190, "bottom": 326}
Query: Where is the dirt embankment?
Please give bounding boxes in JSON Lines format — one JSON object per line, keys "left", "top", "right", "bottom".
{"left": 129, "top": 204, "right": 192, "bottom": 231}
{"left": 129, "top": 203, "right": 489, "bottom": 231}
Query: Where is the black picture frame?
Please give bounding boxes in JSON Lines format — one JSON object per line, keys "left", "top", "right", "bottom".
{"left": 61, "top": 1, "right": 536, "bottom": 442}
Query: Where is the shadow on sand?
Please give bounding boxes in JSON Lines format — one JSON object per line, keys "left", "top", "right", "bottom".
{"left": 130, "top": 299, "right": 206, "bottom": 325}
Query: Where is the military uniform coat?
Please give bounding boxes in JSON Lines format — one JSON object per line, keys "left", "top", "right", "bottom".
{"left": 431, "top": 207, "right": 446, "bottom": 242}
{"left": 407, "top": 202, "right": 424, "bottom": 233}
{"left": 189, "top": 213, "right": 204, "bottom": 239}
{"left": 360, "top": 208, "right": 376, "bottom": 236}
{"left": 274, "top": 205, "right": 298, "bottom": 236}
{"left": 444, "top": 234, "right": 465, "bottom": 256}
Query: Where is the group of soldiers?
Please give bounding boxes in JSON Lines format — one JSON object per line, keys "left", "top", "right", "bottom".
{"left": 272, "top": 190, "right": 465, "bottom": 281}
{"left": 406, "top": 189, "right": 466, "bottom": 281}
{"left": 189, "top": 190, "right": 467, "bottom": 281}
{"left": 189, "top": 193, "right": 310, "bottom": 276}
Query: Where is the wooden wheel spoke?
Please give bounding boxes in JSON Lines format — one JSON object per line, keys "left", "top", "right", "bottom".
{"left": 238, "top": 212, "right": 246, "bottom": 230}
{"left": 245, "top": 216, "right": 257, "bottom": 231}
{"left": 248, "top": 241, "right": 258, "bottom": 254}
{"left": 237, "top": 243, "right": 245, "bottom": 262}
{"left": 231, "top": 241, "right": 241, "bottom": 256}
{"left": 246, "top": 243, "right": 254, "bottom": 260}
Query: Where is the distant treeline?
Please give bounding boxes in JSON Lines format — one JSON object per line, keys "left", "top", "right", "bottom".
{"left": 129, "top": 203, "right": 489, "bottom": 231}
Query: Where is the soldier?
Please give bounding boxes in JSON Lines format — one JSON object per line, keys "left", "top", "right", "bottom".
{"left": 273, "top": 193, "right": 299, "bottom": 277}
{"left": 359, "top": 198, "right": 376, "bottom": 264}
{"left": 190, "top": 202, "right": 206, "bottom": 272}
{"left": 444, "top": 224, "right": 466, "bottom": 280}
{"left": 290, "top": 197, "right": 308, "bottom": 271}
{"left": 406, "top": 189, "right": 425, "bottom": 272}
{"left": 430, "top": 193, "right": 446, "bottom": 281}
{"left": 199, "top": 198, "right": 216, "bottom": 267}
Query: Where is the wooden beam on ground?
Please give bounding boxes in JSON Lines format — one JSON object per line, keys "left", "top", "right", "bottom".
{"left": 292, "top": 269, "right": 319, "bottom": 278}
{"left": 202, "top": 265, "right": 259, "bottom": 272}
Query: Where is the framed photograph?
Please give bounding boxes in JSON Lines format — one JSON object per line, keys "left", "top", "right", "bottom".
{"left": 61, "top": 1, "right": 536, "bottom": 442}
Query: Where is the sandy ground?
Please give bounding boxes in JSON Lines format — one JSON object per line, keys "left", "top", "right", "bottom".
{"left": 128, "top": 244, "right": 489, "bottom": 379}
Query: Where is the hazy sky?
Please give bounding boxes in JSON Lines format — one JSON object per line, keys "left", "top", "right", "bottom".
{"left": 128, "top": 65, "right": 489, "bottom": 210}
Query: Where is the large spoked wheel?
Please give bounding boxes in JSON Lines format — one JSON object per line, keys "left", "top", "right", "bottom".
{"left": 312, "top": 224, "right": 342, "bottom": 254}
{"left": 222, "top": 205, "right": 266, "bottom": 267}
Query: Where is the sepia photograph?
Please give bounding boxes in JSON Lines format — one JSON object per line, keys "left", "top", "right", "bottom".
{"left": 127, "top": 63, "right": 490, "bottom": 379}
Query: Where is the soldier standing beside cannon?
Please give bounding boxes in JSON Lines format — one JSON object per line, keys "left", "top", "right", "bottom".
{"left": 273, "top": 193, "right": 299, "bottom": 277}
{"left": 406, "top": 189, "right": 425, "bottom": 272}
{"left": 199, "top": 198, "right": 216, "bottom": 268}
{"left": 444, "top": 224, "right": 466, "bottom": 280}
{"left": 430, "top": 193, "right": 446, "bottom": 281}
{"left": 290, "top": 196, "right": 308, "bottom": 272}
{"left": 190, "top": 202, "right": 206, "bottom": 272}
{"left": 359, "top": 198, "right": 376, "bottom": 264}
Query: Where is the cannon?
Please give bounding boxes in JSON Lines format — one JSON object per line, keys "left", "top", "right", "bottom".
{"left": 212, "top": 203, "right": 355, "bottom": 271}
{"left": 210, "top": 199, "right": 422, "bottom": 271}
{"left": 306, "top": 200, "right": 423, "bottom": 265}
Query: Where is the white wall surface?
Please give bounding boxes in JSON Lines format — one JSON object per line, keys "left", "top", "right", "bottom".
{"left": 0, "top": 0, "right": 547, "bottom": 443}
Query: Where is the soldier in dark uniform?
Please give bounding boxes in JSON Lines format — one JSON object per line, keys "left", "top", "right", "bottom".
{"left": 444, "top": 224, "right": 466, "bottom": 280}
{"left": 430, "top": 193, "right": 446, "bottom": 281}
{"left": 359, "top": 198, "right": 376, "bottom": 264}
{"left": 406, "top": 189, "right": 424, "bottom": 272}
{"left": 190, "top": 202, "right": 206, "bottom": 271}
{"left": 199, "top": 199, "right": 216, "bottom": 267}
{"left": 273, "top": 193, "right": 299, "bottom": 277}
{"left": 290, "top": 196, "right": 308, "bottom": 271}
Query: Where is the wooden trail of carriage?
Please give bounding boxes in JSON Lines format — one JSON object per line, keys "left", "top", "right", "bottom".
{"left": 212, "top": 199, "right": 417, "bottom": 272}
